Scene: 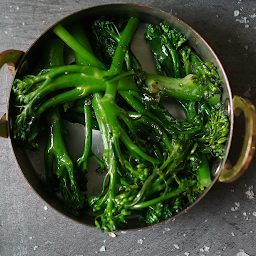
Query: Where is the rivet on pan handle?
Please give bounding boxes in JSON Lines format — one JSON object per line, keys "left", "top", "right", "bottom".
{"left": 0, "top": 49, "right": 25, "bottom": 138}
{"left": 218, "top": 95, "right": 256, "bottom": 183}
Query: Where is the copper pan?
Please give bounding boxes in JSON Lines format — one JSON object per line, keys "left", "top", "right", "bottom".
{"left": 0, "top": 3, "right": 256, "bottom": 230}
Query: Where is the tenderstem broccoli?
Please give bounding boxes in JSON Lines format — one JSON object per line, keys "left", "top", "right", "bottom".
{"left": 42, "top": 38, "right": 85, "bottom": 215}
{"left": 10, "top": 16, "right": 230, "bottom": 232}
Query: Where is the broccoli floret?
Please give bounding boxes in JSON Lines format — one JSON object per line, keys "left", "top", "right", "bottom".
{"left": 144, "top": 22, "right": 221, "bottom": 105}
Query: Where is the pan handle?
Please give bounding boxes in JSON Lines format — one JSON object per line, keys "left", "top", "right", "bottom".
{"left": 218, "top": 95, "right": 256, "bottom": 183}
{"left": 0, "top": 49, "right": 24, "bottom": 75}
{"left": 0, "top": 50, "right": 25, "bottom": 138}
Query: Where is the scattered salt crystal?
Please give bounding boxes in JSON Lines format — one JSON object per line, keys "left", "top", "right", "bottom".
{"left": 236, "top": 16, "right": 249, "bottom": 24}
{"left": 231, "top": 202, "right": 240, "bottom": 211}
{"left": 43, "top": 206, "right": 48, "bottom": 210}
{"left": 33, "top": 246, "right": 39, "bottom": 251}
{"left": 231, "top": 232, "right": 235, "bottom": 236}
{"left": 200, "top": 245, "right": 210, "bottom": 252}
{"left": 184, "top": 253, "right": 190, "bottom": 256}
{"left": 249, "top": 14, "right": 256, "bottom": 18}
{"left": 165, "top": 227, "right": 170, "bottom": 231}
{"left": 252, "top": 212, "right": 256, "bottom": 216}
{"left": 45, "top": 241, "right": 53, "bottom": 244}
{"left": 234, "top": 10, "right": 240, "bottom": 17}
{"left": 243, "top": 212, "right": 249, "bottom": 220}
{"left": 245, "top": 185, "right": 254, "bottom": 199}
{"left": 100, "top": 246, "right": 106, "bottom": 252}
{"left": 138, "top": 239, "right": 144, "bottom": 244}
{"left": 236, "top": 249, "right": 250, "bottom": 256}
{"left": 174, "top": 244, "right": 179, "bottom": 249}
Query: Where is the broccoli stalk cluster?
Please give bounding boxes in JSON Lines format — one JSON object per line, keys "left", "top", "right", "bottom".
{"left": 10, "top": 17, "right": 230, "bottom": 232}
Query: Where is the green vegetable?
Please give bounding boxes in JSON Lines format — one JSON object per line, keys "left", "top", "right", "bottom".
{"left": 10, "top": 16, "right": 230, "bottom": 232}
{"left": 42, "top": 38, "right": 85, "bottom": 215}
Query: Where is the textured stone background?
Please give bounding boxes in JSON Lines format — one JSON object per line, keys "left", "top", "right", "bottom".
{"left": 1, "top": 0, "right": 256, "bottom": 255}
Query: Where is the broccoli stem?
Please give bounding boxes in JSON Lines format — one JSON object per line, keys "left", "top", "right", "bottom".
{"left": 178, "top": 99, "right": 198, "bottom": 122}
{"left": 198, "top": 153, "right": 212, "bottom": 188}
{"left": 41, "top": 38, "right": 65, "bottom": 68}
{"left": 105, "top": 17, "right": 139, "bottom": 99}
{"left": 76, "top": 102, "right": 93, "bottom": 173}
{"left": 53, "top": 24, "right": 107, "bottom": 70}
{"left": 44, "top": 106, "right": 85, "bottom": 214}
{"left": 128, "top": 111, "right": 173, "bottom": 153}
{"left": 144, "top": 73, "right": 203, "bottom": 100}
{"left": 69, "top": 23, "right": 94, "bottom": 65}
{"left": 108, "top": 17, "right": 139, "bottom": 76}
{"left": 131, "top": 182, "right": 191, "bottom": 209}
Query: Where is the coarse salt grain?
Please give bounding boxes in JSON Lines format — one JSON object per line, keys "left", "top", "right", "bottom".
{"left": 100, "top": 246, "right": 106, "bottom": 252}
{"left": 245, "top": 186, "right": 254, "bottom": 199}
{"left": 174, "top": 244, "right": 179, "bottom": 249}
{"left": 234, "top": 10, "right": 240, "bottom": 17}
{"left": 236, "top": 250, "right": 250, "bottom": 256}
{"left": 138, "top": 239, "right": 144, "bottom": 244}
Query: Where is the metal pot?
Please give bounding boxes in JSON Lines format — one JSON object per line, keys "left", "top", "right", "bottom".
{"left": 0, "top": 3, "right": 256, "bottom": 230}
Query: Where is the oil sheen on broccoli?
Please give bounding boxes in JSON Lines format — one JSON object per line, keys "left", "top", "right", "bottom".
{"left": 10, "top": 17, "right": 230, "bottom": 232}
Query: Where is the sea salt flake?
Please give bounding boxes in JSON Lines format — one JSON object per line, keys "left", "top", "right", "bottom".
{"left": 200, "top": 245, "right": 210, "bottom": 252}
{"left": 234, "top": 10, "right": 240, "bottom": 17}
{"left": 184, "top": 253, "right": 190, "bottom": 256}
{"left": 43, "top": 206, "right": 48, "bottom": 210}
{"left": 45, "top": 241, "right": 53, "bottom": 245}
{"left": 100, "top": 246, "right": 106, "bottom": 252}
{"left": 138, "top": 239, "right": 144, "bottom": 244}
{"left": 236, "top": 16, "right": 249, "bottom": 24}
{"left": 231, "top": 202, "right": 240, "bottom": 211}
{"left": 245, "top": 186, "right": 254, "bottom": 199}
{"left": 174, "top": 244, "right": 179, "bottom": 249}
{"left": 236, "top": 249, "right": 250, "bottom": 256}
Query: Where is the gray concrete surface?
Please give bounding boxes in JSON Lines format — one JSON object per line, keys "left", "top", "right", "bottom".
{"left": 1, "top": 0, "right": 256, "bottom": 255}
